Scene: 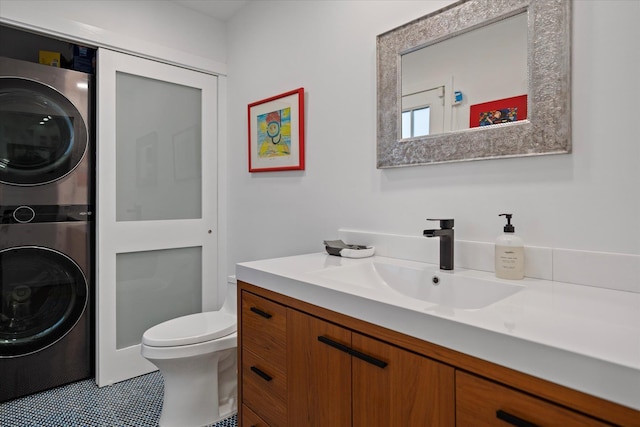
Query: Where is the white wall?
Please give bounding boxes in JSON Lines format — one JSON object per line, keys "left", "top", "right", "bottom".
{"left": 226, "top": 0, "right": 640, "bottom": 276}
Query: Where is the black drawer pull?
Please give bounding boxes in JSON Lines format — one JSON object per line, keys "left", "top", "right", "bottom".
{"left": 349, "top": 347, "right": 388, "bottom": 369}
{"left": 318, "top": 335, "right": 351, "bottom": 354}
{"left": 250, "top": 366, "right": 272, "bottom": 382}
{"left": 250, "top": 307, "right": 272, "bottom": 319}
{"left": 496, "top": 410, "right": 538, "bottom": 427}
{"left": 317, "top": 336, "right": 387, "bottom": 369}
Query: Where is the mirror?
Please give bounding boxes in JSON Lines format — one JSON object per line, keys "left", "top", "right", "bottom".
{"left": 377, "top": 0, "right": 571, "bottom": 168}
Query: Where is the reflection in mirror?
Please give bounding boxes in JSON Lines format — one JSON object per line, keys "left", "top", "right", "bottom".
{"left": 377, "top": 0, "right": 571, "bottom": 168}
{"left": 401, "top": 12, "right": 528, "bottom": 136}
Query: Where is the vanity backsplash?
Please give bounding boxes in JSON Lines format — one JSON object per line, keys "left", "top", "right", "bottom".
{"left": 338, "top": 229, "right": 639, "bottom": 294}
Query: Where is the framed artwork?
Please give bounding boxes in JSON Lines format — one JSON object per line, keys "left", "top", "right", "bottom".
{"left": 248, "top": 88, "right": 305, "bottom": 172}
{"left": 469, "top": 95, "right": 528, "bottom": 128}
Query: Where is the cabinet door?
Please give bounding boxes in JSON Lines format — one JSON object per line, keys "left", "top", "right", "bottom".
{"left": 352, "top": 333, "right": 455, "bottom": 427}
{"left": 288, "top": 309, "right": 352, "bottom": 426}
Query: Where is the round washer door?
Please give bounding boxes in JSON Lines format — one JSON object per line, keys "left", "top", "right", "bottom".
{"left": 0, "top": 77, "right": 89, "bottom": 186}
{"left": 0, "top": 246, "right": 88, "bottom": 357}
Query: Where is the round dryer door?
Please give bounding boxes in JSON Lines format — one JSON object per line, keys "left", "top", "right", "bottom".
{"left": 0, "top": 78, "right": 89, "bottom": 186}
{"left": 0, "top": 247, "right": 88, "bottom": 357}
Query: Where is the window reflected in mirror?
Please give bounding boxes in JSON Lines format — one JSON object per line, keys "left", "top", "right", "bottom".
{"left": 402, "top": 107, "right": 431, "bottom": 138}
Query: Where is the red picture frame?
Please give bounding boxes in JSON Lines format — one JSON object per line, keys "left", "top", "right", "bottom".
{"left": 248, "top": 88, "right": 305, "bottom": 172}
{"left": 469, "top": 94, "right": 528, "bottom": 128}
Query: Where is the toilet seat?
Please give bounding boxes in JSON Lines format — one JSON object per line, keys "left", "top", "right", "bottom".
{"left": 141, "top": 332, "right": 237, "bottom": 360}
{"left": 142, "top": 311, "right": 237, "bottom": 347}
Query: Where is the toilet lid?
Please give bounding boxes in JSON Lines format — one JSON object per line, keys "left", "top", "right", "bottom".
{"left": 142, "top": 312, "right": 237, "bottom": 347}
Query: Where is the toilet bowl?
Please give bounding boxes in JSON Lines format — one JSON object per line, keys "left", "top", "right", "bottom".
{"left": 141, "top": 282, "right": 238, "bottom": 427}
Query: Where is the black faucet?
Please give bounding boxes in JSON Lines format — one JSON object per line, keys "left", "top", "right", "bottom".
{"left": 423, "top": 218, "right": 454, "bottom": 270}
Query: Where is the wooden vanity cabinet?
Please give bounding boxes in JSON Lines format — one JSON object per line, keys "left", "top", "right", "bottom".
{"left": 238, "top": 281, "right": 640, "bottom": 427}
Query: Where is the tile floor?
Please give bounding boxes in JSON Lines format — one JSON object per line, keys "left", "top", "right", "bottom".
{"left": 0, "top": 371, "right": 237, "bottom": 427}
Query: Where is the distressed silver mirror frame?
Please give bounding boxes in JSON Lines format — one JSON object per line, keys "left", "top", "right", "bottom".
{"left": 376, "top": 0, "right": 571, "bottom": 168}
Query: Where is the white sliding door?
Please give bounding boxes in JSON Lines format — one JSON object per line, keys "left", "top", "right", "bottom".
{"left": 96, "top": 48, "right": 218, "bottom": 386}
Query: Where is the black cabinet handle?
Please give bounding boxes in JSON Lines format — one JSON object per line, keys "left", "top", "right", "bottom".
{"left": 349, "top": 347, "right": 388, "bottom": 368}
{"left": 250, "top": 307, "right": 272, "bottom": 319}
{"left": 317, "top": 336, "right": 387, "bottom": 369}
{"left": 250, "top": 366, "right": 272, "bottom": 382}
{"left": 318, "top": 335, "right": 351, "bottom": 354}
{"left": 496, "top": 410, "right": 538, "bottom": 427}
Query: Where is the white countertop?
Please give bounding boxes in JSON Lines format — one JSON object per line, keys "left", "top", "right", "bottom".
{"left": 236, "top": 253, "right": 640, "bottom": 411}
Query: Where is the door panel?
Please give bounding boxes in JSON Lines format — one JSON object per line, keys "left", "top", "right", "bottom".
{"left": 115, "top": 72, "right": 202, "bottom": 222}
{"left": 288, "top": 309, "right": 351, "bottom": 426}
{"left": 352, "top": 333, "right": 455, "bottom": 427}
{"left": 96, "top": 48, "right": 217, "bottom": 386}
{"left": 115, "top": 247, "right": 202, "bottom": 349}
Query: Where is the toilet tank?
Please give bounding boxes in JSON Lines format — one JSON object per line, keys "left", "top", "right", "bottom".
{"left": 220, "top": 280, "right": 237, "bottom": 315}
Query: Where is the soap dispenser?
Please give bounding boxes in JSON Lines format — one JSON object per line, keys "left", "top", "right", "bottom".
{"left": 495, "top": 214, "right": 524, "bottom": 280}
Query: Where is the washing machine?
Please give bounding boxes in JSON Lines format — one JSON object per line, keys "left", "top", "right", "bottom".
{"left": 0, "top": 205, "right": 92, "bottom": 402}
{"left": 0, "top": 56, "right": 93, "bottom": 401}
{"left": 0, "top": 56, "right": 92, "bottom": 206}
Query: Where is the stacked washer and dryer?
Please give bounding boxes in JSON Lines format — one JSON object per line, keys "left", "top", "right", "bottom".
{"left": 0, "top": 56, "right": 94, "bottom": 402}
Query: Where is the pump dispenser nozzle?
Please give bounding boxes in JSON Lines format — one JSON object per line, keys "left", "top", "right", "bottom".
{"left": 499, "top": 213, "right": 515, "bottom": 233}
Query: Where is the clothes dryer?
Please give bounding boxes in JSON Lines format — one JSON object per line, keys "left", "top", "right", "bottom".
{"left": 0, "top": 56, "right": 92, "bottom": 206}
{"left": 0, "top": 205, "right": 92, "bottom": 402}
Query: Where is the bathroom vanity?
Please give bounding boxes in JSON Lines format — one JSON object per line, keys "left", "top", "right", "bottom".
{"left": 236, "top": 253, "right": 640, "bottom": 426}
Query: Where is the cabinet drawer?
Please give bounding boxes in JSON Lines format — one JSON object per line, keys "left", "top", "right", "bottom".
{"left": 242, "top": 404, "right": 270, "bottom": 427}
{"left": 456, "top": 371, "right": 610, "bottom": 427}
{"left": 243, "top": 349, "right": 286, "bottom": 427}
{"left": 242, "top": 291, "right": 287, "bottom": 367}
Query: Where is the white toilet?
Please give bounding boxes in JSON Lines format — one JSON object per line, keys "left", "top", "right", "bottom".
{"left": 141, "top": 281, "right": 238, "bottom": 427}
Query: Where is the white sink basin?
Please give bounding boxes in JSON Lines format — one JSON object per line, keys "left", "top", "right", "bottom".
{"left": 313, "top": 261, "right": 524, "bottom": 309}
